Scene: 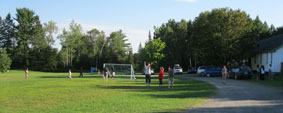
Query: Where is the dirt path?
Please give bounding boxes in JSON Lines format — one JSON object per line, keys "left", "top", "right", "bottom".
{"left": 176, "top": 74, "right": 283, "bottom": 113}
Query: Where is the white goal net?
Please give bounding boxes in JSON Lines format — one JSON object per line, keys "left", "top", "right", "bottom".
{"left": 103, "top": 63, "right": 135, "bottom": 79}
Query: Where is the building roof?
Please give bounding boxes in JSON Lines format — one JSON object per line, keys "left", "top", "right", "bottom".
{"left": 256, "top": 34, "right": 283, "bottom": 53}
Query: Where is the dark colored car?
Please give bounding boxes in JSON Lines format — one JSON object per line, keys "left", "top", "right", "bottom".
{"left": 204, "top": 66, "right": 222, "bottom": 77}
{"left": 228, "top": 66, "right": 252, "bottom": 80}
{"left": 187, "top": 66, "right": 196, "bottom": 73}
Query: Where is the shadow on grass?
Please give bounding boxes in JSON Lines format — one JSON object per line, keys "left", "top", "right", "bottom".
{"left": 97, "top": 78, "right": 217, "bottom": 99}
{"left": 39, "top": 75, "right": 133, "bottom": 79}
{"left": 40, "top": 75, "right": 102, "bottom": 78}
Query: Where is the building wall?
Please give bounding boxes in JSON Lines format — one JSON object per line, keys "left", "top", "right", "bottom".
{"left": 251, "top": 53, "right": 264, "bottom": 71}
{"left": 251, "top": 54, "right": 259, "bottom": 71}
{"left": 251, "top": 46, "right": 283, "bottom": 73}
{"left": 273, "top": 46, "right": 283, "bottom": 72}
{"left": 262, "top": 53, "right": 268, "bottom": 71}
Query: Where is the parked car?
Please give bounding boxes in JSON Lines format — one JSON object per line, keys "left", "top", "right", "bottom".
{"left": 187, "top": 66, "right": 196, "bottom": 73}
{"left": 204, "top": 66, "right": 222, "bottom": 77}
{"left": 228, "top": 66, "right": 252, "bottom": 79}
{"left": 197, "top": 66, "right": 206, "bottom": 76}
{"left": 173, "top": 64, "right": 183, "bottom": 74}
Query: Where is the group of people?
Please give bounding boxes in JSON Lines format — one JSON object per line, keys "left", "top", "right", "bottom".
{"left": 68, "top": 67, "right": 84, "bottom": 80}
{"left": 144, "top": 61, "right": 175, "bottom": 88}
{"left": 221, "top": 63, "right": 274, "bottom": 85}
{"left": 257, "top": 64, "right": 274, "bottom": 81}
{"left": 102, "top": 67, "right": 115, "bottom": 82}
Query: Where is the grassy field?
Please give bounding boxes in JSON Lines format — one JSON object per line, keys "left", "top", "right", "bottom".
{"left": 0, "top": 70, "right": 216, "bottom": 113}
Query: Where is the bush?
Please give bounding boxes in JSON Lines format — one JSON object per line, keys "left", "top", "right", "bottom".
{"left": 0, "top": 49, "right": 12, "bottom": 72}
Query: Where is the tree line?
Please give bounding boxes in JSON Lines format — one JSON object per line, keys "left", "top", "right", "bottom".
{"left": 0, "top": 8, "right": 133, "bottom": 72}
{"left": 135, "top": 8, "right": 283, "bottom": 72}
{"left": 1, "top": 7, "right": 283, "bottom": 73}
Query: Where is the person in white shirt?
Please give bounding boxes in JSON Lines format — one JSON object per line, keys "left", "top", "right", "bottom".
{"left": 144, "top": 61, "right": 151, "bottom": 87}
{"left": 222, "top": 65, "right": 228, "bottom": 85}
{"left": 269, "top": 64, "right": 274, "bottom": 80}
{"left": 68, "top": 69, "right": 72, "bottom": 80}
{"left": 25, "top": 67, "right": 29, "bottom": 79}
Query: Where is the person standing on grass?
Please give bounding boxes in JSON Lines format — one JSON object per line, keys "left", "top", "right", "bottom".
{"left": 269, "top": 64, "right": 273, "bottom": 80}
{"left": 257, "top": 64, "right": 260, "bottom": 81}
{"left": 168, "top": 66, "right": 174, "bottom": 88}
{"left": 97, "top": 69, "right": 100, "bottom": 75}
{"left": 144, "top": 61, "right": 151, "bottom": 87}
{"left": 68, "top": 69, "right": 72, "bottom": 80}
{"left": 25, "top": 67, "right": 29, "bottom": 79}
{"left": 260, "top": 65, "right": 265, "bottom": 80}
{"left": 111, "top": 66, "right": 115, "bottom": 79}
{"left": 103, "top": 67, "right": 110, "bottom": 82}
{"left": 222, "top": 65, "right": 228, "bottom": 85}
{"left": 79, "top": 67, "right": 83, "bottom": 78}
{"left": 159, "top": 67, "right": 164, "bottom": 86}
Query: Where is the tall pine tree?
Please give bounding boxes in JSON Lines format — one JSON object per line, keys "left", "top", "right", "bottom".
{"left": 0, "top": 13, "right": 15, "bottom": 54}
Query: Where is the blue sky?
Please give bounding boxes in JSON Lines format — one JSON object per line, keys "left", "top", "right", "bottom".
{"left": 1, "top": 0, "right": 283, "bottom": 53}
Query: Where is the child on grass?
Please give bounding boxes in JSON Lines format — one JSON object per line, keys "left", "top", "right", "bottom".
{"left": 159, "top": 67, "right": 164, "bottom": 86}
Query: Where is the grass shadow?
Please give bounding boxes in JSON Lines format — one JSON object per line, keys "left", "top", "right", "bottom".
{"left": 97, "top": 78, "right": 217, "bottom": 99}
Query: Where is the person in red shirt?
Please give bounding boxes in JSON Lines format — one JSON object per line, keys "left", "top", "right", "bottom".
{"left": 159, "top": 67, "right": 164, "bottom": 86}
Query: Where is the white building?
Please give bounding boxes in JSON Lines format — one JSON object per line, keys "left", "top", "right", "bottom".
{"left": 251, "top": 34, "right": 283, "bottom": 73}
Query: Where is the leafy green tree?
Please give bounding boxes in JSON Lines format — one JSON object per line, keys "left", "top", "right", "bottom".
{"left": 85, "top": 29, "right": 106, "bottom": 67}
{"left": 58, "top": 20, "right": 83, "bottom": 67}
{"left": 127, "top": 47, "right": 134, "bottom": 64}
{"left": 108, "top": 30, "right": 130, "bottom": 63}
{"left": 14, "top": 8, "right": 40, "bottom": 67}
{"left": 43, "top": 21, "right": 58, "bottom": 47}
{"left": 0, "top": 16, "right": 2, "bottom": 47}
{"left": 0, "top": 49, "right": 12, "bottom": 72}
{"left": 154, "top": 19, "right": 190, "bottom": 68}
{"left": 143, "top": 38, "right": 165, "bottom": 69}
{"left": 134, "top": 43, "right": 145, "bottom": 71}
{"left": 31, "top": 16, "right": 47, "bottom": 51}
{"left": 191, "top": 8, "right": 257, "bottom": 65}
{"left": 272, "top": 26, "right": 283, "bottom": 35}
{"left": 239, "top": 16, "right": 273, "bottom": 59}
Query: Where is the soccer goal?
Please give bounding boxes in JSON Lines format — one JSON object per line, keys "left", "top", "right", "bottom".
{"left": 103, "top": 63, "right": 135, "bottom": 79}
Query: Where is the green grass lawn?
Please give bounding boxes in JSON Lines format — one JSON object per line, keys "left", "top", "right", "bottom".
{"left": 249, "top": 73, "right": 283, "bottom": 89}
{"left": 0, "top": 70, "right": 216, "bottom": 113}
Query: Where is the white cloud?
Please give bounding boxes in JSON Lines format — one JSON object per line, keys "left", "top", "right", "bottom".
{"left": 176, "top": 0, "right": 199, "bottom": 3}
{"left": 55, "top": 19, "right": 149, "bottom": 53}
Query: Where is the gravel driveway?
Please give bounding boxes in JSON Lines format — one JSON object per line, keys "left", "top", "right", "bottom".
{"left": 176, "top": 74, "right": 283, "bottom": 113}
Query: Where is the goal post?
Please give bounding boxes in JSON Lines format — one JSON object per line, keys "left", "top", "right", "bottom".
{"left": 103, "top": 63, "right": 135, "bottom": 79}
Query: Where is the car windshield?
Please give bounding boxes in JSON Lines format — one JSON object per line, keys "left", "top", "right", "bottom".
{"left": 241, "top": 67, "right": 251, "bottom": 71}
{"left": 174, "top": 66, "right": 181, "bottom": 69}
{"left": 206, "top": 66, "right": 219, "bottom": 70}
{"left": 232, "top": 68, "right": 240, "bottom": 72}
{"left": 206, "top": 67, "right": 214, "bottom": 70}
{"left": 199, "top": 66, "right": 205, "bottom": 69}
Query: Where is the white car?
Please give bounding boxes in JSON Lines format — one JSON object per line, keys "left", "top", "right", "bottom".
{"left": 173, "top": 64, "right": 183, "bottom": 74}
{"left": 197, "top": 66, "right": 206, "bottom": 75}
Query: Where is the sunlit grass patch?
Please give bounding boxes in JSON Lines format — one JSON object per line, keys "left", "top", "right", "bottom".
{"left": 0, "top": 70, "right": 216, "bottom": 113}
